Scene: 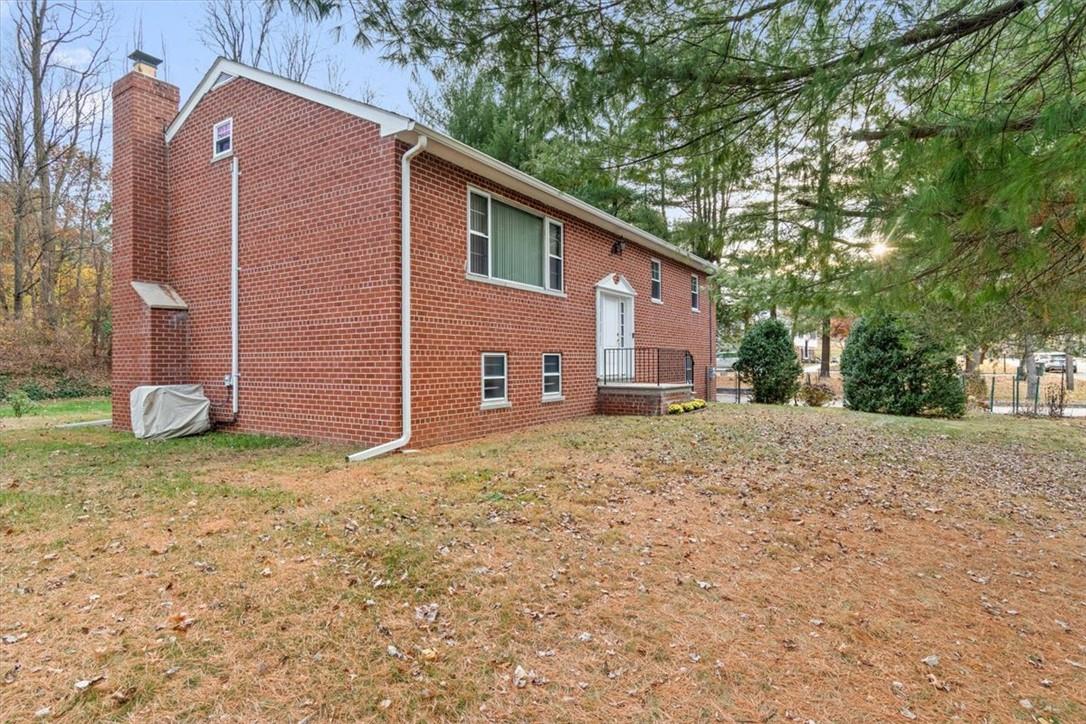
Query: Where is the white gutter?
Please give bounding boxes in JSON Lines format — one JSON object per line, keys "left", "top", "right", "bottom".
{"left": 229, "top": 155, "right": 240, "bottom": 416}
{"left": 347, "top": 135, "right": 428, "bottom": 462}
{"left": 397, "top": 122, "right": 718, "bottom": 275}
{"left": 165, "top": 59, "right": 714, "bottom": 274}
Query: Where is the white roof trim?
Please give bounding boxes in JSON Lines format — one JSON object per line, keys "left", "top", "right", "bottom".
{"left": 400, "top": 125, "right": 716, "bottom": 274}
{"left": 595, "top": 273, "right": 637, "bottom": 296}
{"left": 164, "top": 59, "right": 716, "bottom": 274}
{"left": 131, "top": 281, "right": 188, "bottom": 310}
{"left": 165, "top": 58, "right": 413, "bottom": 143}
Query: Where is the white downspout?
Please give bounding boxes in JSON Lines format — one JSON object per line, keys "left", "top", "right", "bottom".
{"left": 348, "top": 134, "right": 428, "bottom": 462}
{"left": 230, "top": 155, "right": 240, "bottom": 416}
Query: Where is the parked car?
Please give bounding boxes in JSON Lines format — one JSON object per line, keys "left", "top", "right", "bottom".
{"left": 1040, "top": 354, "right": 1077, "bottom": 374}
{"left": 1033, "top": 352, "right": 1077, "bottom": 374}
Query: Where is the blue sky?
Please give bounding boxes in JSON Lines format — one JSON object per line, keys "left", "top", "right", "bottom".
{"left": 1, "top": 0, "right": 423, "bottom": 117}
{"left": 113, "top": 0, "right": 421, "bottom": 115}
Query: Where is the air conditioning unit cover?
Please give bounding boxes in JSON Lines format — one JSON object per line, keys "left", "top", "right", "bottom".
{"left": 130, "top": 384, "right": 212, "bottom": 440}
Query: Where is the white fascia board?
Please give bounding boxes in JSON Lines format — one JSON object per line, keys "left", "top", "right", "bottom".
{"left": 165, "top": 58, "right": 413, "bottom": 143}
{"left": 165, "top": 59, "right": 715, "bottom": 275}
{"left": 396, "top": 124, "right": 718, "bottom": 275}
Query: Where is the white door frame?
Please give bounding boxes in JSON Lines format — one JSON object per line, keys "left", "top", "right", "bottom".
{"left": 595, "top": 274, "right": 637, "bottom": 379}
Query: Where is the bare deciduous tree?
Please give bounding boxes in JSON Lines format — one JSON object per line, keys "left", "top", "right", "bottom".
{"left": 199, "top": 0, "right": 277, "bottom": 67}
{"left": 11, "top": 0, "right": 111, "bottom": 327}
{"left": 200, "top": 1, "right": 354, "bottom": 94}
{"left": 273, "top": 27, "right": 317, "bottom": 82}
{"left": 0, "top": 60, "right": 34, "bottom": 317}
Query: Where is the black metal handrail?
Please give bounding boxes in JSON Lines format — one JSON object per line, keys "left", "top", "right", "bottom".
{"left": 601, "top": 347, "right": 694, "bottom": 385}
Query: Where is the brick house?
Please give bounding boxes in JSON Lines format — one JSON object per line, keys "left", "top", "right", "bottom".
{"left": 111, "top": 55, "right": 717, "bottom": 459}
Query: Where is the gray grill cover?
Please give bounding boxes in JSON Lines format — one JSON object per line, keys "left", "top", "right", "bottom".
{"left": 130, "top": 384, "right": 212, "bottom": 440}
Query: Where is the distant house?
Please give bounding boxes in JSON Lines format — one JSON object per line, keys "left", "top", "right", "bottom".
{"left": 111, "top": 54, "right": 716, "bottom": 458}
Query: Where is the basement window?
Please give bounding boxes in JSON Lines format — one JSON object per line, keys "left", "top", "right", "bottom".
{"left": 481, "top": 353, "right": 509, "bottom": 408}
{"left": 542, "top": 353, "right": 562, "bottom": 401}
{"left": 213, "top": 118, "right": 233, "bottom": 159}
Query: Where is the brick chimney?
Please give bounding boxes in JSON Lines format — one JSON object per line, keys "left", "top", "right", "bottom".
{"left": 111, "top": 51, "right": 183, "bottom": 430}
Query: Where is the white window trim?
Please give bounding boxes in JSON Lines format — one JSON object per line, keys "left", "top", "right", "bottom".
{"left": 650, "top": 258, "right": 663, "bottom": 304}
{"left": 542, "top": 353, "right": 563, "bottom": 401}
{"left": 464, "top": 272, "right": 567, "bottom": 298}
{"left": 691, "top": 274, "right": 700, "bottom": 312}
{"left": 212, "top": 117, "right": 233, "bottom": 161}
{"left": 547, "top": 219, "right": 564, "bottom": 293}
{"left": 480, "top": 352, "right": 510, "bottom": 409}
{"left": 465, "top": 185, "right": 565, "bottom": 295}
{"left": 467, "top": 188, "right": 491, "bottom": 277}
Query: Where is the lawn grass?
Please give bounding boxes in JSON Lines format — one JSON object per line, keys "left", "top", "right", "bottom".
{"left": 1, "top": 405, "right": 1084, "bottom": 721}
{"left": 0, "top": 396, "right": 111, "bottom": 422}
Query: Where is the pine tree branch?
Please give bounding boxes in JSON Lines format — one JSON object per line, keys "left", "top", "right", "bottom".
{"left": 849, "top": 113, "right": 1040, "bottom": 141}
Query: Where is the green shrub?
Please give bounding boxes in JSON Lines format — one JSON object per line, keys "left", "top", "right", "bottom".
{"left": 734, "top": 319, "right": 802, "bottom": 404}
{"left": 7, "top": 390, "right": 39, "bottom": 418}
{"left": 667, "top": 403, "right": 685, "bottom": 415}
{"left": 681, "top": 401, "right": 697, "bottom": 412}
{"left": 798, "top": 382, "right": 834, "bottom": 407}
{"left": 51, "top": 376, "right": 108, "bottom": 399}
{"left": 840, "top": 314, "right": 965, "bottom": 418}
{"left": 18, "top": 381, "right": 49, "bottom": 401}
{"left": 690, "top": 399, "right": 706, "bottom": 409}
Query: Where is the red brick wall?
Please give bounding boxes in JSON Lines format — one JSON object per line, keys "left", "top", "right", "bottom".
{"left": 120, "top": 75, "right": 715, "bottom": 448}
{"left": 597, "top": 387, "right": 694, "bottom": 416}
{"left": 165, "top": 78, "right": 403, "bottom": 444}
{"left": 148, "top": 309, "right": 190, "bottom": 385}
{"left": 408, "top": 151, "right": 715, "bottom": 448}
{"left": 111, "top": 72, "right": 180, "bottom": 429}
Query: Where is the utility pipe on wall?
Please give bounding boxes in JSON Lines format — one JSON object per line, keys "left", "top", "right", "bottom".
{"left": 230, "top": 155, "right": 240, "bottom": 416}
{"left": 347, "top": 135, "right": 428, "bottom": 462}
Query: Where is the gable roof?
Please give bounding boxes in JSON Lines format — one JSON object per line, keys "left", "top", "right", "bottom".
{"left": 166, "top": 58, "right": 717, "bottom": 275}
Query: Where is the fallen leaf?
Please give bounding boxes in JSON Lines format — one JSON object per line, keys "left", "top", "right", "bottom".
{"left": 415, "top": 603, "right": 439, "bottom": 624}
{"left": 74, "top": 674, "right": 106, "bottom": 691}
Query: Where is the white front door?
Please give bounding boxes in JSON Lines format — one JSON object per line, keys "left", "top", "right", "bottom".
{"left": 597, "top": 291, "right": 634, "bottom": 379}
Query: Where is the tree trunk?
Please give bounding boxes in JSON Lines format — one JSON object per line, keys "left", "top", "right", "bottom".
{"left": 1066, "top": 352, "right": 1075, "bottom": 392}
{"left": 27, "top": 0, "right": 59, "bottom": 327}
{"left": 820, "top": 318, "right": 831, "bottom": 379}
{"left": 12, "top": 209, "right": 25, "bottom": 317}
{"left": 90, "top": 243, "right": 106, "bottom": 358}
{"left": 964, "top": 349, "right": 982, "bottom": 373}
{"left": 1023, "top": 337, "right": 1039, "bottom": 412}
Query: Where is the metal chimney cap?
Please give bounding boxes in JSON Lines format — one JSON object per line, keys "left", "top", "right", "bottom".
{"left": 128, "top": 50, "right": 162, "bottom": 68}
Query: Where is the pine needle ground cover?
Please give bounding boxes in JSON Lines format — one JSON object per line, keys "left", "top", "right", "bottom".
{"left": 2, "top": 406, "right": 1084, "bottom": 721}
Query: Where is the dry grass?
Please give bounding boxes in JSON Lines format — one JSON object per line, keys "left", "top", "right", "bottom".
{"left": 2, "top": 406, "right": 1085, "bottom": 722}
{"left": 980, "top": 373, "right": 1086, "bottom": 406}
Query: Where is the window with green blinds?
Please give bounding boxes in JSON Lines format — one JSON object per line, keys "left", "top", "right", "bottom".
{"left": 467, "top": 190, "right": 564, "bottom": 292}
{"left": 490, "top": 199, "right": 544, "bottom": 287}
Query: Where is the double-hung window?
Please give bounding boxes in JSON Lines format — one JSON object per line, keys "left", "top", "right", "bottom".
{"left": 650, "top": 259, "right": 662, "bottom": 302}
{"left": 690, "top": 274, "right": 700, "bottom": 311}
{"left": 469, "top": 192, "right": 489, "bottom": 275}
{"left": 548, "top": 221, "right": 563, "bottom": 291}
{"left": 213, "top": 118, "right": 232, "bottom": 159}
{"left": 467, "top": 189, "right": 563, "bottom": 293}
{"left": 542, "top": 353, "right": 562, "bottom": 400}
{"left": 481, "top": 353, "right": 508, "bottom": 406}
